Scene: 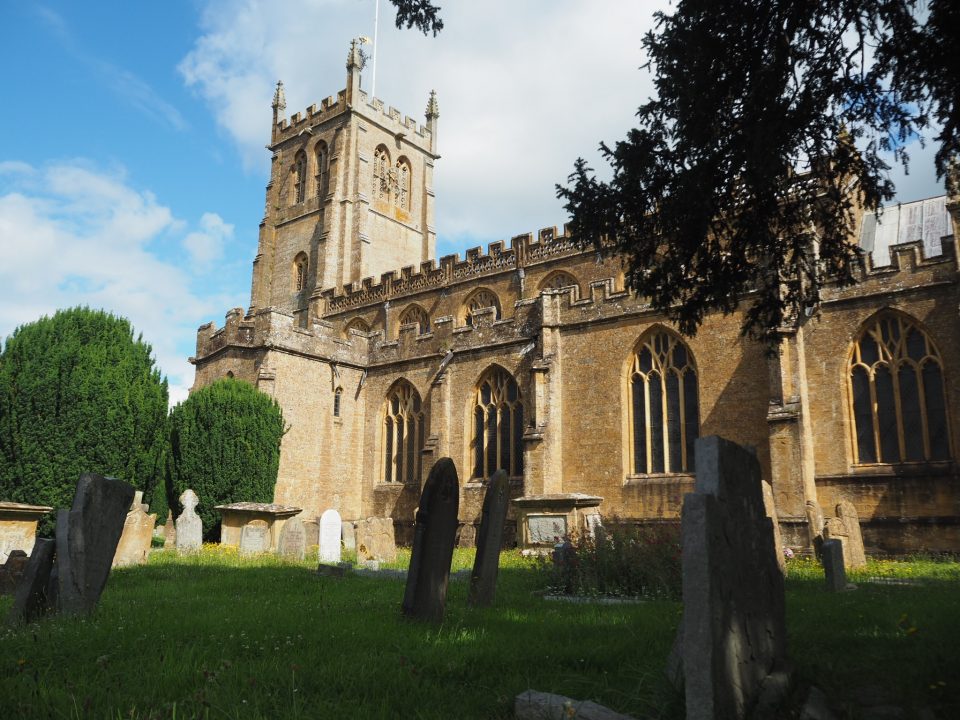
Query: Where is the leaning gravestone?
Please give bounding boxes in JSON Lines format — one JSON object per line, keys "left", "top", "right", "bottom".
{"left": 7, "top": 538, "right": 55, "bottom": 624}
{"left": 824, "top": 500, "right": 867, "bottom": 570}
{"left": 805, "top": 500, "right": 825, "bottom": 557}
{"left": 240, "top": 519, "right": 271, "bottom": 556}
{"left": 468, "top": 469, "right": 511, "bottom": 607}
{"left": 761, "top": 480, "right": 786, "bottom": 574}
{"left": 162, "top": 510, "right": 177, "bottom": 548}
{"left": 175, "top": 489, "right": 202, "bottom": 553}
{"left": 278, "top": 517, "right": 306, "bottom": 561}
{"left": 822, "top": 539, "right": 848, "bottom": 592}
{"left": 355, "top": 517, "right": 397, "bottom": 562}
{"left": 342, "top": 521, "right": 356, "bottom": 552}
{"left": 402, "top": 458, "right": 460, "bottom": 622}
{"left": 56, "top": 474, "right": 136, "bottom": 616}
{"left": 671, "top": 437, "right": 787, "bottom": 720}
{"left": 112, "top": 491, "right": 157, "bottom": 567}
{"left": 319, "top": 509, "right": 342, "bottom": 564}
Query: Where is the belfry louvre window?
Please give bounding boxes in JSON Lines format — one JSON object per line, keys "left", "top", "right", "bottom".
{"left": 849, "top": 313, "right": 950, "bottom": 464}
{"left": 373, "top": 146, "right": 390, "bottom": 201}
{"left": 293, "top": 253, "right": 308, "bottom": 292}
{"left": 630, "top": 330, "right": 699, "bottom": 474}
{"left": 383, "top": 381, "right": 425, "bottom": 483}
{"left": 472, "top": 368, "right": 524, "bottom": 478}
{"left": 294, "top": 151, "right": 307, "bottom": 203}
{"left": 314, "top": 142, "right": 328, "bottom": 198}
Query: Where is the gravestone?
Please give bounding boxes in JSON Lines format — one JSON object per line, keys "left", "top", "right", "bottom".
{"left": 342, "top": 521, "right": 356, "bottom": 552}
{"left": 402, "top": 457, "right": 460, "bottom": 622}
{"left": 56, "top": 473, "right": 136, "bottom": 616}
{"left": 0, "top": 549, "right": 29, "bottom": 595}
{"left": 278, "top": 517, "right": 306, "bottom": 561}
{"left": 822, "top": 539, "right": 848, "bottom": 592}
{"left": 355, "top": 517, "right": 397, "bottom": 562}
{"left": 162, "top": 510, "right": 176, "bottom": 548}
{"left": 303, "top": 520, "right": 320, "bottom": 548}
{"left": 761, "top": 480, "right": 786, "bottom": 574}
{"left": 175, "top": 489, "right": 202, "bottom": 553}
{"left": 319, "top": 509, "right": 342, "bottom": 564}
{"left": 7, "top": 538, "right": 55, "bottom": 624}
{"left": 457, "top": 523, "right": 477, "bottom": 549}
{"left": 671, "top": 436, "right": 787, "bottom": 720}
{"left": 805, "top": 500, "right": 825, "bottom": 557}
{"left": 112, "top": 491, "right": 157, "bottom": 567}
{"left": 239, "top": 519, "right": 271, "bottom": 555}
{"left": 824, "top": 500, "right": 867, "bottom": 570}
{"left": 468, "top": 469, "right": 511, "bottom": 607}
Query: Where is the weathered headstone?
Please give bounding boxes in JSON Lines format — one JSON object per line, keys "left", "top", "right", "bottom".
{"left": 56, "top": 473, "right": 136, "bottom": 616}
{"left": 402, "top": 457, "right": 460, "bottom": 622}
{"left": 112, "top": 491, "right": 157, "bottom": 567}
{"left": 824, "top": 500, "right": 867, "bottom": 570}
{"left": 515, "top": 690, "right": 636, "bottom": 720}
{"left": 671, "top": 436, "right": 787, "bottom": 720}
{"left": 0, "top": 549, "right": 29, "bottom": 595}
{"left": 468, "top": 469, "right": 511, "bottom": 607}
{"left": 822, "top": 539, "right": 848, "bottom": 592}
{"left": 319, "top": 509, "right": 342, "bottom": 564}
{"left": 303, "top": 520, "right": 320, "bottom": 548}
{"left": 761, "top": 480, "right": 786, "bottom": 574}
{"left": 175, "top": 489, "right": 202, "bottom": 553}
{"left": 355, "top": 517, "right": 396, "bottom": 563}
{"left": 278, "top": 517, "right": 306, "bottom": 561}
{"left": 162, "top": 509, "right": 177, "bottom": 548}
{"left": 805, "top": 500, "right": 825, "bottom": 557}
{"left": 341, "top": 521, "right": 356, "bottom": 552}
{"left": 239, "top": 519, "right": 271, "bottom": 555}
{"left": 457, "top": 523, "right": 477, "bottom": 549}
{"left": 6, "top": 538, "right": 55, "bottom": 624}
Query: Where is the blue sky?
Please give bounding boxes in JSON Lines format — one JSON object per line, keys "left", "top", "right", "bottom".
{"left": 0, "top": 1, "right": 945, "bottom": 404}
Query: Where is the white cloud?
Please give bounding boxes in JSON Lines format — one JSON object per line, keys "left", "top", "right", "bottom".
{"left": 179, "top": 0, "right": 670, "bottom": 246}
{"left": 0, "top": 162, "right": 244, "bottom": 406}
{"left": 183, "top": 212, "right": 234, "bottom": 267}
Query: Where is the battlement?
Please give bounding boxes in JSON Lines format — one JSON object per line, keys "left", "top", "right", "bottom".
{"left": 272, "top": 87, "right": 433, "bottom": 150}
{"left": 321, "top": 224, "right": 580, "bottom": 313}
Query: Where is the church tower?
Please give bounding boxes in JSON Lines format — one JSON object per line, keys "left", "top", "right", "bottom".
{"left": 249, "top": 40, "right": 439, "bottom": 324}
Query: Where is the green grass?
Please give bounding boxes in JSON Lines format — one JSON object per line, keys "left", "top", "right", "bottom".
{"left": 1, "top": 550, "right": 958, "bottom": 719}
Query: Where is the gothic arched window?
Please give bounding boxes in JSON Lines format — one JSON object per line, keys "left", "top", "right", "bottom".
{"left": 396, "top": 157, "right": 411, "bottom": 210}
{"left": 314, "top": 141, "right": 328, "bottom": 198}
{"left": 538, "top": 271, "right": 580, "bottom": 296}
{"left": 848, "top": 312, "right": 950, "bottom": 464}
{"left": 383, "top": 381, "right": 425, "bottom": 483}
{"left": 399, "top": 304, "right": 430, "bottom": 335}
{"left": 472, "top": 367, "right": 524, "bottom": 479}
{"left": 629, "top": 330, "right": 699, "bottom": 474}
{"left": 293, "top": 151, "right": 307, "bottom": 204}
{"left": 293, "top": 252, "right": 308, "bottom": 292}
{"left": 373, "top": 146, "right": 390, "bottom": 202}
{"left": 343, "top": 317, "right": 370, "bottom": 338}
{"left": 463, "top": 289, "right": 502, "bottom": 326}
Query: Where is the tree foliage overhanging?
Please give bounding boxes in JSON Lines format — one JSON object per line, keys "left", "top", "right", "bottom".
{"left": 167, "top": 378, "right": 286, "bottom": 538}
{"left": 0, "top": 307, "right": 168, "bottom": 533}
{"left": 390, "top": 0, "right": 443, "bottom": 36}
{"left": 557, "top": 0, "right": 959, "bottom": 343}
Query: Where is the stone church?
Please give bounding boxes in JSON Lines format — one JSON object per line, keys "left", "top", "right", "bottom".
{"left": 191, "top": 42, "right": 960, "bottom": 554}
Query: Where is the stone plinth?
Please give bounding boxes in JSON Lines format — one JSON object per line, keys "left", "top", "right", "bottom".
{"left": 215, "top": 502, "right": 302, "bottom": 552}
{"left": 511, "top": 494, "right": 602, "bottom": 550}
{"left": 0, "top": 502, "right": 53, "bottom": 563}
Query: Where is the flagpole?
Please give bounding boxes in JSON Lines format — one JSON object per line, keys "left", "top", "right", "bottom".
{"left": 371, "top": 0, "right": 380, "bottom": 98}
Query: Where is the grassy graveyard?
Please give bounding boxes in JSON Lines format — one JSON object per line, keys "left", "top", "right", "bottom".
{"left": 1, "top": 548, "right": 959, "bottom": 719}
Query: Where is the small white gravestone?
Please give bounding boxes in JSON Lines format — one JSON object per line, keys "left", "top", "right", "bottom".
{"left": 319, "top": 509, "right": 342, "bottom": 564}
{"left": 175, "top": 489, "right": 202, "bottom": 553}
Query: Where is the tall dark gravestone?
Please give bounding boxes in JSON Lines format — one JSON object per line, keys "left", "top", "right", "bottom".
{"left": 57, "top": 474, "right": 135, "bottom": 615}
{"left": 468, "top": 470, "right": 510, "bottom": 607}
{"left": 6, "top": 538, "right": 55, "bottom": 625}
{"left": 402, "top": 458, "right": 460, "bottom": 622}
{"left": 672, "top": 436, "right": 788, "bottom": 720}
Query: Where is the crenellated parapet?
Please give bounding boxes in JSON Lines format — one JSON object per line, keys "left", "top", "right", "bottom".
{"left": 320, "top": 224, "right": 582, "bottom": 313}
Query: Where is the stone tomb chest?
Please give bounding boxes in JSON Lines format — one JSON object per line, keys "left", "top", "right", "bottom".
{"left": 511, "top": 494, "right": 602, "bottom": 551}
{"left": 215, "top": 502, "right": 302, "bottom": 553}
{"left": 0, "top": 502, "right": 53, "bottom": 563}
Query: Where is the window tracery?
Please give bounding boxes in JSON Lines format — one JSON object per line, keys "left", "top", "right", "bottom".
{"left": 373, "top": 146, "right": 390, "bottom": 202}
{"left": 343, "top": 317, "right": 370, "bottom": 338}
{"left": 848, "top": 312, "right": 950, "bottom": 463}
{"left": 629, "top": 330, "right": 699, "bottom": 474}
{"left": 396, "top": 157, "right": 411, "bottom": 210}
{"left": 382, "top": 381, "right": 425, "bottom": 483}
{"left": 293, "top": 253, "right": 308, "bottom": 292}
{"left": 539, "top": 271, "right": 579, "bottom": 294}
{"left": 472, "top": 367, "right": 524, "bottom": 479}
{"left": 399, "top": 304, "right": 430, "bottom": 335}
{"left": 293, "top": 151, "right": 307, "bottom": 204}
{"left": 463, "top": 289, "right": 502, "bottom": 326}
{"left": 314, "top": 142, "right": 328, "bottom": 198}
